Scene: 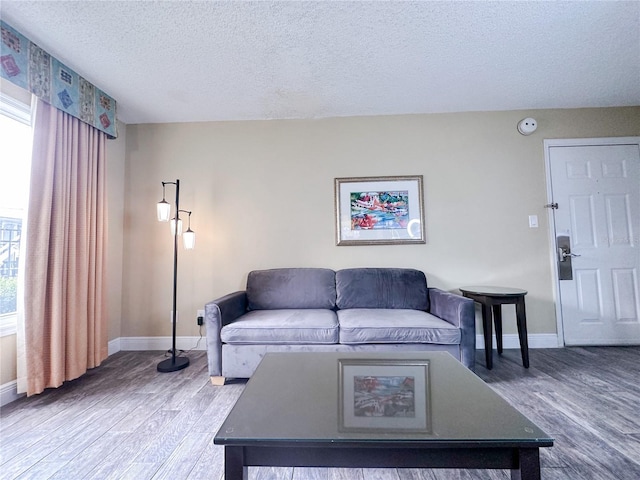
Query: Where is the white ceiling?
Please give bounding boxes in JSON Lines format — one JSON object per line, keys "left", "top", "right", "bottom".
{"left": 1, "top": 1, "right": 639, "bottom": 125}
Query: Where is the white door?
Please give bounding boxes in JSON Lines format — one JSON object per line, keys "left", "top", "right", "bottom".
{"left": 546, "top": 138, "right": 640, "bottom": 346}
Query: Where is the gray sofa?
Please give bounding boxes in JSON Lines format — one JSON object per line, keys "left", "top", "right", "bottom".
{"left": 204, "top": 267, "right": 475, "bottom": 384}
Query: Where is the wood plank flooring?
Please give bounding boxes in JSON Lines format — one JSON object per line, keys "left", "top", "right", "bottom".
{"left": 1, "top": 347, "right": 639, "bottom": 479}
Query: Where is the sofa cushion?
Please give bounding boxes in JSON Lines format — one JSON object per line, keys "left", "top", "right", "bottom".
{"left": 221, "top": 310, "right": 339, "bottom": 344}
{"left": 336, "top": 268, "right": 429, "bottom": 310}
{"left": 337, "top": 309, "right": 460, "bottom": 345}
{"left": 247, "top": 268, "right": 336, "bottom": 310}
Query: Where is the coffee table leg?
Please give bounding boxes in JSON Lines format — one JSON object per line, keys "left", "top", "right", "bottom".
{"left": 481, "top": 303, "right": 493, "bottom": 369}
{"left": 511, "top": 448, "right": 541, "bottom": 480}
{"left": 225, "top": 446, "right": 248, "bottom": 480}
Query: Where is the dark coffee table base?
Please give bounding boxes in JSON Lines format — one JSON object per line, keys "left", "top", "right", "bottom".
{"left": 215, "top": 352, "right": 552, "bottom": 480}
{"left": 225, "top": 444, "right": 542, "bottom": 479}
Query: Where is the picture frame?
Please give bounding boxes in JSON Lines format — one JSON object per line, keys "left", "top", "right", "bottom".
{"left": 334, "top": 175, "right": 425, "bottom": 246}
{"left": 338, "top": 359, "right": 431, "bottom": 433}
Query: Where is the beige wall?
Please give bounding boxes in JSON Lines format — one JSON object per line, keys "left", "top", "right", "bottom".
{"left": 2, "top": 106, "right": 639, "bottom": 387}
{"left": 123, "top": 107, "right": 640, "bottom": 340}
{"left": 107, "top": 122, "right": 127, "bottom": 342}
{"left": 0, "top": 335, "right": 17, "bottom": 385}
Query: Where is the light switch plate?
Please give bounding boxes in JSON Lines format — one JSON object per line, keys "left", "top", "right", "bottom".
{"left": 529, "top": 215, "right": 538, "bottom": 228}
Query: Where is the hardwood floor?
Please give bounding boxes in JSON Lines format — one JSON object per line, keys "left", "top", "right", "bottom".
{"left": 1, "top": 347, "right": 639, "bottom": 479}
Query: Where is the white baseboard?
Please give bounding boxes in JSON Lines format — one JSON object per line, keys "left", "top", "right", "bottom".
{"left": 108, "top": 337, "right": 121, "bottom": 356}
{"left": 1, "top": 336, "right": 205, "bottom": 407}
{"left": 476, "top": 333, "right": 560, "bottom": 350}
{"left": 109, "top": 336, "right": 207, "bottom": 353}
{"left": 1, "top": 380, "right": 25, "bottom": 407}
{"left": 1, "top": 334, "right": 558, "bottom": 407}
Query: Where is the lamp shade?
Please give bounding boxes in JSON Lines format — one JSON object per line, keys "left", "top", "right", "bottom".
{"left": 170, "top": 218, "right": 183, "bottom": 236}
{"left": 183, "top": 229, "right": 195, "bottom": 249}
{"left": 157, "top": 200, "right": 171, "bottom": 222}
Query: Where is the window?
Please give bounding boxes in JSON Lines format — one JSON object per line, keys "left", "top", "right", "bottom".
{"left": 0, "top": 92, "right": 31, "bottom": 336}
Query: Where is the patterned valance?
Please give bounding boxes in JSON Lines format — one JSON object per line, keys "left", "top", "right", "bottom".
{"left": 1, "top": 21, "right": 117, "bottom": 138}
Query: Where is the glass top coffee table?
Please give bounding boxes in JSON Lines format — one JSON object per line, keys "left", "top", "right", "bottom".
{"left": 214, "top": 352, "right": 553, "bottom": 479}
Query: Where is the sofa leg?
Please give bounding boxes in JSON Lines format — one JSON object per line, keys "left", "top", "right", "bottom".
{"left": 210, "top": 376, "right": 226, "bottom": 386}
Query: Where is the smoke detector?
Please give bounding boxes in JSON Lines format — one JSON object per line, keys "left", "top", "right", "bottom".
{"left": 517, "top": 118, "right": 537, "bottom": 135}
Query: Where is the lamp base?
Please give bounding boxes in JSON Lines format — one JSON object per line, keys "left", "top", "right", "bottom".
{"left": 157, "top": 355, "right": 190, "bottom": 373}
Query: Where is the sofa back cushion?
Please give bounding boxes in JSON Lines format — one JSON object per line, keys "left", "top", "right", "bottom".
{"left": 336, "top": 268, "right": 429, "bottom": 311}
{"left": 247, "top": 268, "right": 336, "bottom": 310}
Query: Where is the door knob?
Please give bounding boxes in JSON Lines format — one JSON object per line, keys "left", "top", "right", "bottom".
{"left": 556, "top": 235, "right": 577, "bottom": 280}
{"left": 558, "top": 247, "right": 580, "bottom": 262}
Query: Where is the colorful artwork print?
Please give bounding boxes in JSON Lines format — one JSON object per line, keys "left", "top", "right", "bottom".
{"left": 353, "top": 375, "right": 415, "bottom": 418}
{"left": 350, "top": 191, "right": 409, "bottom": 230}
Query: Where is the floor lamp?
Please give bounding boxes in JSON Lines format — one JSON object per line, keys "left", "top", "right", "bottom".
{"left": 156, "top": 179, "right": 195, "bottom": 373}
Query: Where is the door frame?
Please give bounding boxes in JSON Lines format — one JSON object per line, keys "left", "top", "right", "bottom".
{"left": 543, "top": 136, "right": 640, "bottom": 347}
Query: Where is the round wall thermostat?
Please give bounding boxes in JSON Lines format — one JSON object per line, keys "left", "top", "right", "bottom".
{"left": 517, "top": 118, "right": 537, "bottom": 135}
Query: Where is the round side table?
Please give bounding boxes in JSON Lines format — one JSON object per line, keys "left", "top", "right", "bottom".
{"left": 459, "top": 286, "right": 529, "bottom": 370}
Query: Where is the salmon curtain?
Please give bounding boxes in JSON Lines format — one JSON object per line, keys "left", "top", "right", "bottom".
{"left": 17, "top": 97, "right": 108, "bottom": 396}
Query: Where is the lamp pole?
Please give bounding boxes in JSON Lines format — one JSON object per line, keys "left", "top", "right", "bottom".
{"left": 157, "top": 179, "right": 190, "bottom": 373}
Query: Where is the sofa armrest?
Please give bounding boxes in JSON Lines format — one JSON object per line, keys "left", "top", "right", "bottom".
{"left": 428, "top": 288, "right": 476, "bottom": 370}
{"left": 204, "top": 291, "right": 247, "bottom": 376}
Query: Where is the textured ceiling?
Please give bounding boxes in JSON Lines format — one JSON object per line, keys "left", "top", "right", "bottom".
{"left": 1, "top": 1, "right": 639, "bottom": 125}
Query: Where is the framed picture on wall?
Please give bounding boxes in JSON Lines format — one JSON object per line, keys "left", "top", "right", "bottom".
{"left": 338, "top": 358, "right": 431, "bottom": 432}
{"left": 334, "top": 175, "right": 425, "bottom": 246}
